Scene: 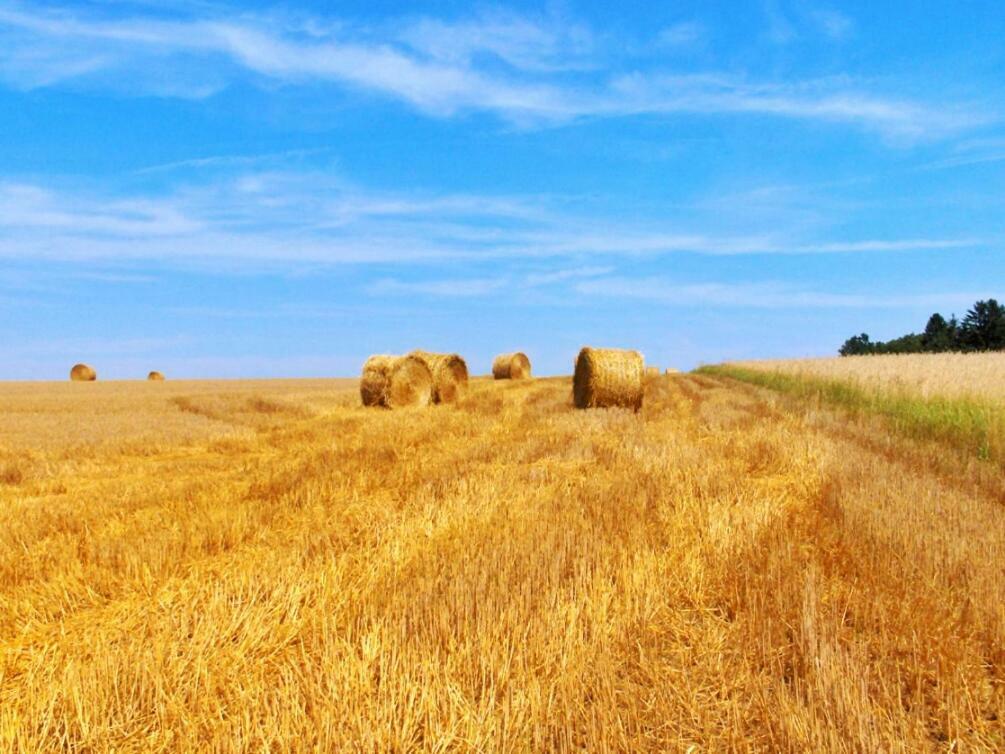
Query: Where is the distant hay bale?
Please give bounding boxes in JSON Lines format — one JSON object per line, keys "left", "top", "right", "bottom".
{"left": 573, "top": 347, "right": 644, "bottom": 410}
{"left": 360, "top": 355, "right": 433, "bottom": 408}
{"left": 665, "top": 367, "right": 680, "bottom": 375}
{"left": 492, "top": 352, "right": 532, "bottom": 380}
{"left": 410, "top": 351, "right": 469, "bottom": 403}
{"left": 69, "top": 363, "right": 96, "bottom": 382}
{"left": 645, "top": 366, "right": 659, "bottom": 379}
{"left": 148, "top": 371, "right": 165, "bottom": 381}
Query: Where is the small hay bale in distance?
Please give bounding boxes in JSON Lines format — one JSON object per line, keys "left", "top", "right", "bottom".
{"left": 492, "top": 352, "right": 532, "bottom": 380}
{"left": 69, "top": 363, "right": 96, "bottom": 382}
{"left": 573, "top": 347, "right": 644, "bottom": 410}
{"left": 148, "top": 371, "right": 165, "bottom": 381}
{"left": 410, "top": 350, "right": 469, "bottom": 404}
{"left": 645, "top": 366, "right": 659, "bottom": 379}
{"left": 665, "top": 367, "right": 680, "bottom": 375}
{"left": 360, "top": 355, "right": 433, "bottom": 408}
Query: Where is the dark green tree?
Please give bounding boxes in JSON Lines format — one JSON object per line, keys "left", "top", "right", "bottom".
{"left": 839, "top": 333, "right": 875, "bottom": 356}
{"left": 958, "top": 299, "right": 1005, "bottom": 351}
{"left": 921, "top": 313, "right": 956, "bottom": 352}
{"left": 879, "top": 333, "right": 924, "bottom": 354}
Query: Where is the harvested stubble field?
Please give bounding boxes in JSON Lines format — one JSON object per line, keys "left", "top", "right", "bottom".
{"left": 1, "top": 369, "right": 1004, "bottom": 751}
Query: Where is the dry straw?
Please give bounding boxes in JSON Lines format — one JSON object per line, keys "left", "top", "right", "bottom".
{"left": 665, "top": 367, "right": 681, "bottom": 375}
{"left": 360, "top": 355, "right": 433, "bottom": 408}
{"left": 410, "top": 351, "right": 468, "bottom": 403}
{"left": 646, "top": 366, "right": 659, "bottom": 379}
{"left": 148, "top": 371, "right": 165, "bottom": 381}
{"left": 492, "top": 352, "right": 532, "bottom": 380}
{"left": 573, "top": 347, "right": 644, "bottom": 410}
{"left": 69, "top": 363, "right": 96, "bottom": 382}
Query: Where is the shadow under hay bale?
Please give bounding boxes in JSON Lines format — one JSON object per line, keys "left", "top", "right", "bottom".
{"left": 70, "top": 363, "right": 96, "bottom": 382}
{"left": 573, "top": 347, "right": 644, "bottom": 410}
{"left": 492, "top": 352, "right": 532, "bottom": 380}
{"left": 410, "top": 350, "right": 468, "bottom": 403}
{"left": 360, "top": 355, "right": 433, "bottom": 408}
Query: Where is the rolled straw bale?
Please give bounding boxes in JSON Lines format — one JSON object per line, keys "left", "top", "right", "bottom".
{"left": 70, "top": 363, "right": 96, "bottom": 382}
{"left": 665, "top": 367, "right": 680, "bottom": 375}
{"left": 492, "top": 352, "right": 532, "bottom": 380}
{"left": 360, "top": 355, "right": 433, "bottom": 408}
{"left": 573, "top": 347, "right": 644, "bottom": 410}
{"left": 645, "top": 366, "right": 659, "bottom": 379}
{"left": 410, "top": 350, "right": 468, "bottom": 403}
{"left": 148, "top": 371, "right": 165, "bottom": 381}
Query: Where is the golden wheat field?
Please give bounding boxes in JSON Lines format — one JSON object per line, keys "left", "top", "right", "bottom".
{"left": 729, "top": 351, "right": 1005, "bottom": 401}
{"left": 2, "top": 369, "right": 1005, "bottom": 752}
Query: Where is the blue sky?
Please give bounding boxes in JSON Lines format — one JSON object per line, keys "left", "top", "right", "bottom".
{"left": 1, "top": 0, "right": 1003, "bottom": 378}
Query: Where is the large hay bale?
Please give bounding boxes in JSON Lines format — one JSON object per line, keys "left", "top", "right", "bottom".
{"left": 70, "top": 363, "right": 96, "bottom": 382}
{"left": 360, "top": 355, "right": 433, "bottom": 408}
{"left": 492, "top": 352, "right": 532, "bottom": 380}
{"left": 148, "top": 371, "right": 165, "bottom": 381}
{"left": 410, "top": 351, "right": 468, "bottom": 403}
{"left": 573, "top": 347, "right": 644, "bottom": 410}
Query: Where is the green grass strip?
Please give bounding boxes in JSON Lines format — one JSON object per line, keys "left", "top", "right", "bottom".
{"left": 696, "top": 364, "right": 1003, "bottom": 463}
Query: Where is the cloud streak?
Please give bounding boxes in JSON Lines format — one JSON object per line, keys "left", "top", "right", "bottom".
{"left": 0, "top": 176, "right": 980, "bottom": 271}
{"left": 574, "top": 277, "right": 991, "bottom": 310}
{"left": 0, "top": 4, "right": 986, "bottom": 138}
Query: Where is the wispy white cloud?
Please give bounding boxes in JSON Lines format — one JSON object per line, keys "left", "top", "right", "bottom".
{"left": 133, "top": 147, "right": 332, "bottom": 175}
{"left": 920, "top": 137, "right": 1005, "bottom": 171}
{"left": 367, "top": 266, "right": 614, "bottom": 298}
{"left": 655, "top": 22, "right": 704, "bottom": 48}
{"left": 763, "top": 1, "right": 853, "bottom": 44}
{"left": 396, "top": 8, "right": 595, "bottom": 72}
{"left": 0, "top": 177, "right": 979, "bottom": 269}
{"left": 0, "top": 4, "right": 985, "bottom": 139}
{"left": 574, "top": 277, "right": 990, "bottom": 309}
{"left": 809, "top": 8, "right": 853, "bottom": 40}
{"left": 367, "top": 277, "right": 508, "bottom": 297}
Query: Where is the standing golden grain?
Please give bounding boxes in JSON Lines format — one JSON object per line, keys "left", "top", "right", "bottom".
{"left": 492, "top": 352, "right": 532, "bottom": 380}
{"left": 360, "top": 355, "right": 433, "bottom": 408}
{"left": 573, "top": 347, "right": 644, "bottom": 410}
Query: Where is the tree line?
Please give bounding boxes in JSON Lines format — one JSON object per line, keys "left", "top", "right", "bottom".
{"left": 839, "top": 299, "right": 1005, "bottom": 356}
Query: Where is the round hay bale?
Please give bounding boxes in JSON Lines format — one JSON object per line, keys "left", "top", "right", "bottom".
{"left": 492, "top": 352, "right": 532, "bottom": 380}
{"left": 665, "top": 367, "right": 680, "bottom": 375}
{"left": 360, "top": 355, "right": 433, "bottom": 408}
{"left": 410, "top": 351, "right": 468, "bottom": 403}
{"left": 148, "top": 371, "right": 165, "bottom": 381}
{"left": 573, "top": 347, "right": 644, "bottom": 410}
{"left": 645, "top": 366, "right": 659, "bottom": 379}
{"left": 69, "top": 363, "right": 96, "bottom": 382}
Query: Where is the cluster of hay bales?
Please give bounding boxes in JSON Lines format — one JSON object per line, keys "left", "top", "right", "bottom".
{"left": 411, "top": 351, "right": 469, "bottom": 403}
{"left": 361, "top": 347, "right": 660, "bottom": 411}
{"left": 492, "top": 352, "right": 532, "bottom": 380}
{"left": 360, "top": 351, "right": 469, "bottom": 408}
{"left": 360, "top": 355, "right": 434, "bottom": 408}
{"left": 573, "top": 348, "right": 645, "bottom": 411}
